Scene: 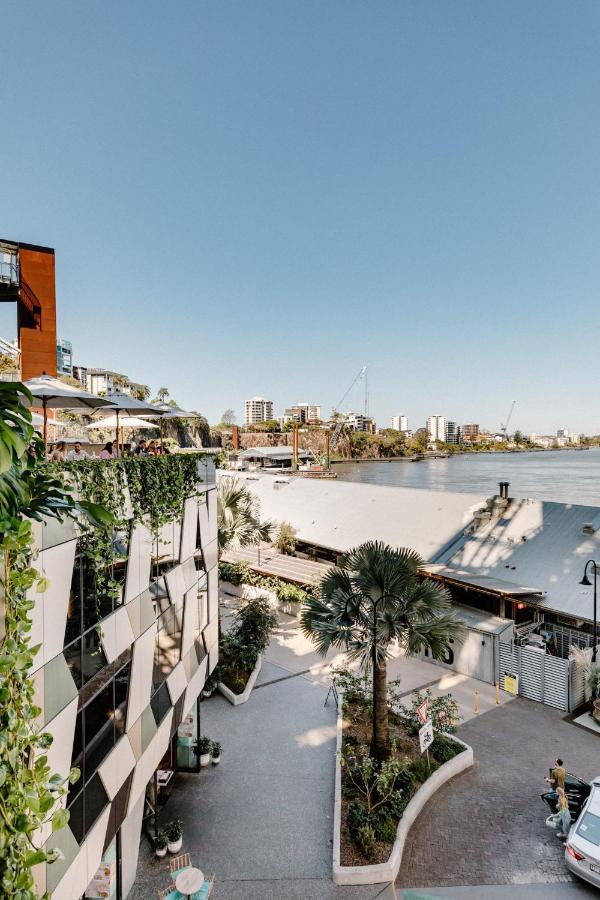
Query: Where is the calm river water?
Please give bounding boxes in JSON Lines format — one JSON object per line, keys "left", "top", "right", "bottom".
{"left": 334, "top": 448, "right": 600, "bottom": 507}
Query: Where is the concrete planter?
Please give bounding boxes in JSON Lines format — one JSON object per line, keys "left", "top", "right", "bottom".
{"left": 220, "top": 580, "right": 243, "bottom": 597}
{"left": 220, "top": 581, "right": 278, "bottom": 609}
{"left": 332, "top": 699, "right": 474, "bottom": 886}
{"left": 218, "top": 655, "right": 262, "bottom": 706}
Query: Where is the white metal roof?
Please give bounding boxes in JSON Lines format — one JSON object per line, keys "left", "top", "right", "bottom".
{"left": 434, "top": 497, "right": 600, "bottom": 623}
{"left": 238, "top": 474, "right": 484, "bottom": 561}
{"left": 239, "top": 447, "right": 310, "bottom": 459}
{"left": 425, "top": 564, "right": 542, "bottom": 598}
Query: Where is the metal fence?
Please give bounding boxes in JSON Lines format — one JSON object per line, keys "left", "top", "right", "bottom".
{"left": 499, "top": 640, "right": 571, "bottom": 711}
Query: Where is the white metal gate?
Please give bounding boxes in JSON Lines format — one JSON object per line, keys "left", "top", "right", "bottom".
{"left": 499, "top": 641, "right": 571, "bottom": 711}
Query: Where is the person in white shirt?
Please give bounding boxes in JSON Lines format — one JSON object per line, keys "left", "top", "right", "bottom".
{"left": 66, "top": 441, "right": 89, "bottom": 461}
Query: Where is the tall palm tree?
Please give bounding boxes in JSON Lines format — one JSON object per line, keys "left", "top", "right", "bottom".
{"left": 300, "top": 541, "right": 464, "bottom": 761}
{"left": 217, "top": 477, "right": 274, "bottom": 554}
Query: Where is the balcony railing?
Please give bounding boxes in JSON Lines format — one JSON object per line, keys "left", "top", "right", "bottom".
{"left": 0, "top": 249, "right": 19, "bottom": 286}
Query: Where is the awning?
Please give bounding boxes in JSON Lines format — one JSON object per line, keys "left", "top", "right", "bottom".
{"left": 423, "top": 564, "right": 544, "bottom": 599}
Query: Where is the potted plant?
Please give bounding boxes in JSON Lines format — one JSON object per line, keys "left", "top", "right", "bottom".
{"left": 202, "top": 674, "right": 218, "bottom": 699}
{"left": 165, "top": 819, "right": 183, "bottom": 854}
{"left": 197, "top": 736, "right": 213, "bottom": 767}
{"left": 211, "top": 741, "right": 222, "bottom": 765}
{"left": 155, "top": 829, "right": 168, "bottom": 858}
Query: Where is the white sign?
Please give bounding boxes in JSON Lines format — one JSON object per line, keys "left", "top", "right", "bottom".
{"left": 417, "top": 699, "right": 429, "bottom": 724}
{"left": 419, "top": 718, "right": 434, "bottom": 754}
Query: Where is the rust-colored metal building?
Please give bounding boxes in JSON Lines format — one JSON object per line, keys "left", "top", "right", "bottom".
{"left": 0, "top": 239, "right": 57, "bottom": 381}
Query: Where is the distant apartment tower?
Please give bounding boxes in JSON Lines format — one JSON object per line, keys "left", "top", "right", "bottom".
{"left": 56, "top": 338, "right": 73, "bottom": 376}
{"left": 284, "top": 403, "right": 321, "bottom": 424}
{"left": 462, "top": 423, "right": 480, "bottom": 443}
{"left": 445, "top": 421, "right": 460, "bottom": 444}
{"left": 245, "top": 396, "right": 274, "bottom": 425}
{"left": 346, "top": 412, "right": 376, "bottom": 433}
{"left": 87, "top": 368, "right": 129, "bottom": 395}
{"left": 391, "top": 415, "right": 408, "bottom": 432}
{"left": 426, "top": 415, "right": 446, "bottom": 443}
{"left": 72, "top": 365, "right": 88, "bottom": 389}
{"left": 557, "top": 429, "right": 569, "bottom": 438}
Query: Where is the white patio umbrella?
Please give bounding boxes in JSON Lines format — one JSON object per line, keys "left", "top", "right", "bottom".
{"left": 144, "top": 402, "right": 198, "bottom": 450}
{"left": 23, "top": 374, "right": 112, "bottom": 446}
{"left": 86, "top": 415, "right": 159, "bottom": 430}
{"left": 94, "top": 393, "right": 166, "bottom": 455}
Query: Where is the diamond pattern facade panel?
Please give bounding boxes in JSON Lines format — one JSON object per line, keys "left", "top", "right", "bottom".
{"left": 30, "top": 458, "right": 218, "bottom": 898}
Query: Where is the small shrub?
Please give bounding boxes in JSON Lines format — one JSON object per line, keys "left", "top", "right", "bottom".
{"left": 356, "top": 823, "right": 377, "bottom": 860}
{"left": 275, "top": 521, "right": 297, "bottom": 555}
{"left": 373, "top": 813, "right": 397, "bottom": 844}
{"left": 431, "top": 734, "right": 461, "bottom": 764}
{"left": 275, "top": 581, "right": 309, "bottom": 605}
{"left": 387, "top": 788, "right": 408, "bottom": 819}
{"left": 409, "top": 755, "right": 439, "bottom": 785}
{"left": 346, "top": 799, "right": 371, "bottom": 838}
{"left": 332, "top": 666, "right": 371, "bottom": 706}
{"left": 399, "top": 688, "right": 460, "bottom": 735}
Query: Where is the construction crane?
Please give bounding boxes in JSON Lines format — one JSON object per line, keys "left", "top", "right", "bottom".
{"left": 330, "top": 366, "right": 368, "bottom": 452}
{"left": 500, "top": 400, "right": 516, "bottom": 439}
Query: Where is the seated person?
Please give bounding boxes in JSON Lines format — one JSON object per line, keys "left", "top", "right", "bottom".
{"left": 66, "top": 441, "right": 89, "bottom": 461}
{"left": 100, "top": 441, "right": 116, "bottom": 459}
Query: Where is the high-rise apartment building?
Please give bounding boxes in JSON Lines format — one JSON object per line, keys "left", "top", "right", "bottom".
{"left": 391, "top": 415, "right": 408, "bottom": 432}
{"left": 461, "top": 423, "right": 480, "bottom": 443}
{"left": 426, "top": 415, "right": 446, "bottom": 443}
{"left": 346, "top": 412, "right": 376, "bottom": 433}
{"left": 72, "top": 365, "right": 88, "bottom": 389}
{"left": 445, "top": 421, "right": 460, "bottom": 444}
{"left": 245, "top": 396, "right": 274, "bottom": 425}
{"left": 56, "top": 338, "right": 73, "bottom": 376}
{"left": 283, "top": 403, "right": 321, "bottom": 424}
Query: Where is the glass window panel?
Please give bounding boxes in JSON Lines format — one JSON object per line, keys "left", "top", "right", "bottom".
{"left": 82, "top": 628, "right": 108, "bottom": 683}
{"left": 150, "top": 681, "right": 171, "bottom": 726}
{"left": 154, "top": 605, "right": 182, "bottom": 687}
{"left": 64, "top": 555, "right": 83, "bottom": 646}
{"left": 140, "top": 706, "right": 157, "bottom": 752}
{"left": 64, "top": 637, "right": 83, "bottom": 690}
{"left": 84, "top": 773, "right": 109, "bottom": 837}
{"left": 86, "top": 835, "right": 118, "bottom": 898}
{"left": 114, "top": 663, "right": 130, "bottom": 741}
{"left": 84, "top": 683, "right": 116, "bottom": 774}
{"left": 67, "top": 787, "right": 85, "bottom": 844}
{"left": 71, "top": 710, "right": 84, "bottom": 782}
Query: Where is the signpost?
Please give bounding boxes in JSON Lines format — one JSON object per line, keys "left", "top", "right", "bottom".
{"left": 419, "top": 718, "right": 434, "bottom": 768}
{"left": 417, "top": 699, "right": 429, "bottom": 725}
{"left": 504, "top": 672, "right": 519, "bottom": 696}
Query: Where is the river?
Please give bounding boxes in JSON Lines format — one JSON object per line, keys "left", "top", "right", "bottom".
{"left": 334, "top": 448, "right": 600, "bottom": 506}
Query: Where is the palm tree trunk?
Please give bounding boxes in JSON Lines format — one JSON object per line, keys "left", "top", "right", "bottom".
{"left": 371, "top": 656, "right": 390, "bottom": 761}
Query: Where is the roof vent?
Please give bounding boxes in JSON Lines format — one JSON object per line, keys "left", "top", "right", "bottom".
{"left": 582, "top": 513, "right": 600, "bottom": 534}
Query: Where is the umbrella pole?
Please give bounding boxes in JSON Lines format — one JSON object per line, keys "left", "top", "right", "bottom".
{"left": 43, "top": 397, "right": 48, "bottom": 451}
{"left": 116, "top": 410, "right": 120, "bottom": 457}
{"left": 160, "top": 418, "right": 164, "bottom": 452}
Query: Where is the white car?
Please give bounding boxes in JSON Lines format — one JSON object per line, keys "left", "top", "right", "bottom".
{"left": 565, "top": 775, "right": 600, "bottom": 888}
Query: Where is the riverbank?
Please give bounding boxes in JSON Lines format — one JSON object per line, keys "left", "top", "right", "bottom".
{"left": 332, "top": 446, "right": 588, "bottom": 464}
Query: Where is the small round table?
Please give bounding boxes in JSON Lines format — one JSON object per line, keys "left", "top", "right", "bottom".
{"left": 175, "top": 867, "right": 204, "bottom": 896}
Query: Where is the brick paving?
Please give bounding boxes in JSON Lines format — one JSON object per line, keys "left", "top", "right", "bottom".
{"left": 396, "top": 698, "right": 599, "bottom": 889}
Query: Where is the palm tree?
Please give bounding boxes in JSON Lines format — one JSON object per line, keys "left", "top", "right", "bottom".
{"left": 300, "top": 541, "right": 464, "bottom": 761}
{"left": 157, "top": 387, "right": 170, "bottom": 403}
{"left": 217, "top": 477, "right": 274, "bottom": 554}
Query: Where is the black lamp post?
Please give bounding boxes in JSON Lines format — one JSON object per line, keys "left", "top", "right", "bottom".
{"left": 579, "top": 559, "right": 598, "bottom": 663}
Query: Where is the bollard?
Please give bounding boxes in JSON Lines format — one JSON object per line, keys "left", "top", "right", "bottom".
{"left": 474, "top": 687, "right": 479, "bottom": 716}
{"left": 495, "top": 681, "right": 500, "bottom": 704}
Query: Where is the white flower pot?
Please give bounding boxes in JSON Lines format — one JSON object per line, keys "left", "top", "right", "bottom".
{"left": 211, "top": 755, "right": 221, "bottom": 765}
{"left": 155, "top": 846, "right": 167, "bottom": 858}
{"left": 202, "top": 689, "right": 213, "bottom": 698}
{"left": 167, "top": 837, "right": 182, "bottom": 854}
{"left": 199, "top": 753, "right": 211, "bottom": 767}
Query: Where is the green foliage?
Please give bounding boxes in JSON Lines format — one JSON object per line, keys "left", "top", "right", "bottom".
{"left": 400, "top": 688, "right": 460, "bottom": 735}
{"left": 164, "top": 819, "right": 183, "bottom": 841}
{"left": 154, "top": 830, "right": 168, "bottom": 851}
{"left": 211, "top": 741, "right": 222, "bottom": 757}
{"left": 214, "top": 596, "right": 277, "bottom": 693}
{"left": 355, "top": 822, "right": 377, "bottom": 859}
{"left": 197, "top": 736, "right": 213, "bottom": 755}
{"left": 430, "top": 734, "right": 462, "bottom": 764}
{"left": 331, "top": 666, "right": 371, "bottom": 707}
{"left": 275, "top": 521, "right": 297, "bottom": 555}
{"left": 218, "top": 561, "right": 314, "bottom": 607}
{"left": 217, "top": 478, "right": 274, "bottom": 553}
{"left": 409, "top": 755, "right": 439, "bottom": 784}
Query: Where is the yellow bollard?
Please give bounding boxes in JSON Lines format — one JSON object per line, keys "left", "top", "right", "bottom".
{"left": 495, "top": 681, "right": 500, "bottom": 705}
{"left": 474, "top": 687, "right": 479, "bottom": 716}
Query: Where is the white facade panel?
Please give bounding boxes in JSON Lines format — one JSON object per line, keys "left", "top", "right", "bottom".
{"left": 125, "top": 623, "right": 157, "bottom": 730}
{"left": 98, "top": 734, "right": 137, "bottom": 801}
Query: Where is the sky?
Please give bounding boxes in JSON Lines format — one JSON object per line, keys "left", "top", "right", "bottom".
{"left": 1, "top": 1, "right": 599, "bottom": 434}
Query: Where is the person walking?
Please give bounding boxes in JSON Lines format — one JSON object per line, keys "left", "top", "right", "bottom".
{"left": 556, "top": 787, "right": 571, "bottom": 839}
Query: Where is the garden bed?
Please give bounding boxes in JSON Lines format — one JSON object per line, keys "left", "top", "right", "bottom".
{"left": 212, "top": 594, "right": 277, "bottom": 705}
{"left": 218, "top": 655, "right": 262, "bottom": 705}
{"left": 333, "top": 688, "right": 473, "bottom": 885}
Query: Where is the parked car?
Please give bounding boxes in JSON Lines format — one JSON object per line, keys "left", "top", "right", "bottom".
{"left": 565, "top": 776, "right": 600, "bottom": 888}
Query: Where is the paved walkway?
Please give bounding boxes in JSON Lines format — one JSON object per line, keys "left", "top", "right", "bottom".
{"left": 221, "top": 546, "right": 331, "bottom": 586}
{"left": 131, "top": 608, "right": 598, "bottom": 899}
{"left": 396, "top": 698, "right": 600, "bottom": 890}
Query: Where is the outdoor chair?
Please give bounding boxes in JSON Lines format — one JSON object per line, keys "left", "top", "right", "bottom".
{"left": 191, "top": 872, "right": 215, "bottom": 899}
{"left": 169, "top": 852, "right": 191, "bottom": 880}
{"left": 157, "top": 883, "right": 182, "bottom": 900}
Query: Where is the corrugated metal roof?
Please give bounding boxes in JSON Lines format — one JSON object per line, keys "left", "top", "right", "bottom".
{"left": 450, "top": 603, "right": 514, "bottom": 636}
{"left": 425, "top": 564, "right": 542, "bottom": 597}
{"left": 239, "top": 447, "right": 310, "bottom": 459}
{"left": 235, "top": 474, "right": 484, "bottom": 561}
{"left": 434, "top": 497, "right": 600, "bottom": 623}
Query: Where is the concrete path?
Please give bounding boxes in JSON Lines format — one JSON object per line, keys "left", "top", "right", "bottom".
{"left": 396, "top": 698, "right": 600, "bottom": 891}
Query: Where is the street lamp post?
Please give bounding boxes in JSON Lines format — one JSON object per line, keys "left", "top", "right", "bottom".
{"left": 579, "top": 559, "right": 598, "bottom": 663}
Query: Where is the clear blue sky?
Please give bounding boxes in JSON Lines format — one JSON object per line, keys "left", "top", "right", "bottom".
{"left": 1, "top": 1, "right": 599, "bottom": 433}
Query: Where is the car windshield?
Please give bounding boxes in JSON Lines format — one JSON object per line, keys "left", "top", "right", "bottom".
{"left": 576, "top": 811, "right": 600, "bottom": 846}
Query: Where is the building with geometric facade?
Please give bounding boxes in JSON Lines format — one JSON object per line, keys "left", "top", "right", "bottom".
{"left": 28, "top": 456, "right": 219, "bottom": 898}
